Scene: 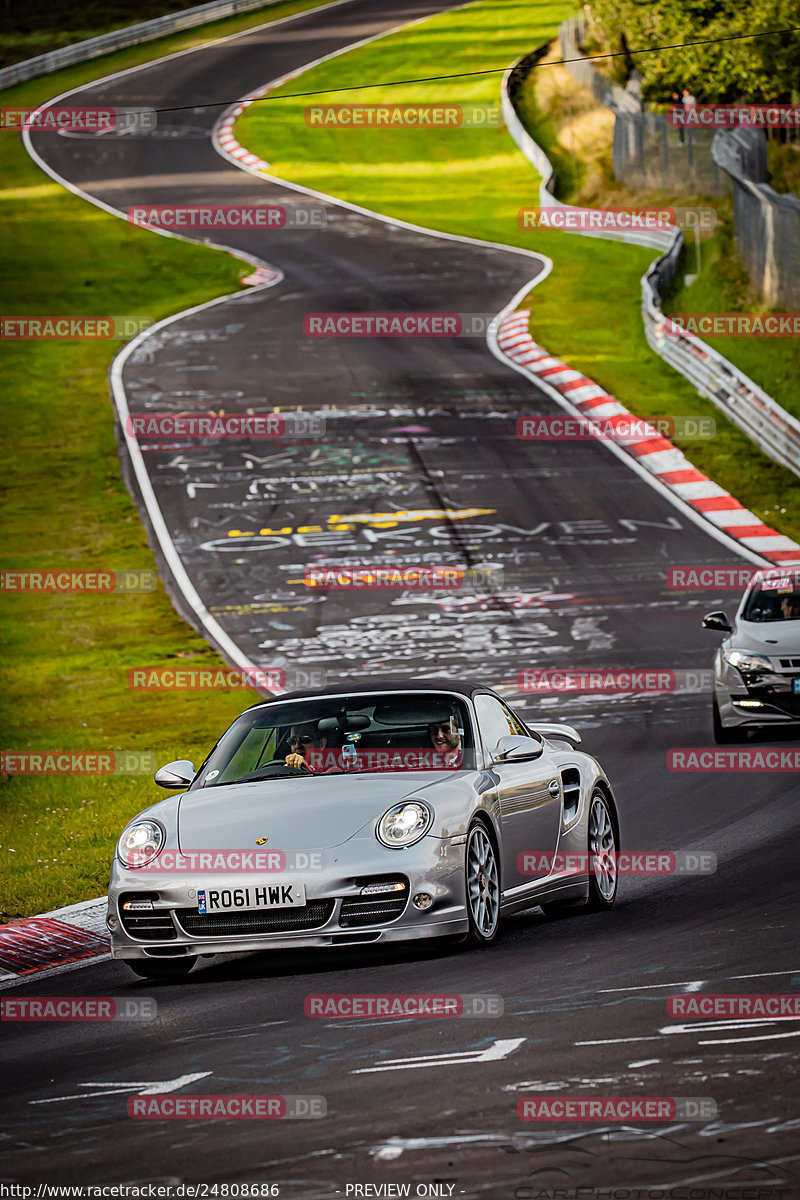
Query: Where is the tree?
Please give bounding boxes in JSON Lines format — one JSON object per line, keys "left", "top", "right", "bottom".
{"left": 585, "top": 0, "right": 800, "bottom": 103}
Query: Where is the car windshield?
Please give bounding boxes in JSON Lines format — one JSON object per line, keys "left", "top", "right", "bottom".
{"left": 741, "top": 580, "right": 800, "bottom": 623}
{"left": 194, "top": 692, "right": 476, "bottom": 788}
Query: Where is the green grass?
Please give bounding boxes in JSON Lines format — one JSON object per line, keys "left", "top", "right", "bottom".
{"left": 0, "top": 0, "right": 333, "bottom": 921}
{"left": 237, "top": 0, "right": 800, "bottom": 544}
{"left": 515, "top": 45, "right": 800, "bottom": 425}
{"left": 0, "top": 0, "right": 228, "bottom": 70}
{"left": 766, "top": 140, "right": 800, "bottom": 196}
{"left": 0, "top": 0, "right": 334, "bottom": 99}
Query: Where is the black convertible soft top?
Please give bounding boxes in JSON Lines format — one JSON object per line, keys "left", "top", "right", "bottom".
{"left": 248, "top": 677, "right": 500, "bottom": 709}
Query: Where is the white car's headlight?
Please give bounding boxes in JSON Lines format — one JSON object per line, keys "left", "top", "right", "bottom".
{"left": 724, "top": 649, "right": 772, "bottom": 674}
{"left": 377, "top": 801, "right": 433, "bottom": 848}
{"left": 117, "top": 820, "right": 164, "bottom": 868}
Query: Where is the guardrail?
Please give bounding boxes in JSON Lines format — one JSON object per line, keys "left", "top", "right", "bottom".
{"left": 502, "top": 49, "right": 800, "bottom": 479}
{"left": 558, "top": 16, "right": 642, "bottom": 114}
{"left": 504, "top": 47, "right": 672, "bottom": 253}
{"left": 643, "top": 253, "right": 800, "bottom": 475}
{"left": 712, "top": 128, "right": 800, "bottom": 311}
{"left": 0, "top": 0, "right": 282, "bottom": 91}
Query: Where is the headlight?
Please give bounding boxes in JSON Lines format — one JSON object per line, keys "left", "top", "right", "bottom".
{"left": 377, "top": 801, "right": 433, "bottom": 849}
{"left": 724, "top": 649, "right": 772, "bottom": 674}
{"left": 117, "top": 820, "right": 164, "bottom": 868}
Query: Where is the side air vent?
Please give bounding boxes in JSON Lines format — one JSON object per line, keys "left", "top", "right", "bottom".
{"left": 560, "top": 768, "right": 582, "bottom": 823}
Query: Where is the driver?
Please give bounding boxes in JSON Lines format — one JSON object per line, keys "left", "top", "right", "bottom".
{"left": 428, "top": 716, "right": 463, "bottom": 766}
{"left": 779, "top": 592, "right": 800, "bottom": 620}
{"left": 285, "top": 722, "right": 328, "bottom": 771}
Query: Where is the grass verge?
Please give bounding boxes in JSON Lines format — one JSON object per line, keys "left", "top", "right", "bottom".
{"left": 514, "top": 44, "right": 800, "bottom": 424}
{"left": 237, "top": 0, "right": 799, "bottom": 542}
{"left": 0, "top": 0, "right": 331, "bottom": 921}
{"left": 0, "top": 0, "right": 229, "bottom": 70}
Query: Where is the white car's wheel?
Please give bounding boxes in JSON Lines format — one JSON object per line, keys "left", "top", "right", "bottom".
{"left": 586, "top": 791, "right": 618, "bottom": 909}
{"left": 542, "top": 789, "right": 619, "bottom": 916}
{"left": 465, "top": 822, "right": 501, "bottom": 945}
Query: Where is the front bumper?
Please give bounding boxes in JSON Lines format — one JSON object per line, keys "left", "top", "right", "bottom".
{"left": 715, "top": 662, "right": 800, "bottom": 730}
{"left": 108, "top": 834, "right": 468, "bottom": 960}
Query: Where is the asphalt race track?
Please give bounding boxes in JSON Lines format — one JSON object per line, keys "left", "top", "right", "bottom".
{"left": 3, "top": 0, "right": 799, "bottom": 1193}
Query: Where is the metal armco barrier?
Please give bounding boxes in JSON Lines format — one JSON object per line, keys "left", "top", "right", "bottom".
{"left": 0, "top": 0, "right": 282, "bottom": 90}
{"left": 712, "top": 128, "right": 800, "bottom": 312}
{"left": 503, "top": 49, "right": 800, "bottom": 479}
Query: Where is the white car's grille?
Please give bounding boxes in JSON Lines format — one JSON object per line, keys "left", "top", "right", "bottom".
{"left": 175, "top": 900, "right": 335, "bottom": 937}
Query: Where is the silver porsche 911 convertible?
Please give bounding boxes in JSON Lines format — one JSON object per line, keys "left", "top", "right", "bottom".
{"left": 107, "top": 680, "right": 621, "bottom": 979}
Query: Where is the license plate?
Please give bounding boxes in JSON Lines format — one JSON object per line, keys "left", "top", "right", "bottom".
{"left": 793, "top": 679, "right": 800, "bottom": 695}
{"left": 197, "top": 883, "right": 306, "bottom": 914}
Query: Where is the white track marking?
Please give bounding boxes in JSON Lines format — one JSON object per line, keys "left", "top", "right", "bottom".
{"left": 596, "top": 980, "right": 708, "bottom": 993}
{"left": 351, "top": 1036, "right": 525, "bottom": 1073}
{"left": 31, "top": 1071, "right": 212, "bottom": 1104}
{"left": 698, "top": 1029, "right": 800, "bottom": 1046}
{"left": 576, "top": 1036, "right": 663, "bottom": 1045}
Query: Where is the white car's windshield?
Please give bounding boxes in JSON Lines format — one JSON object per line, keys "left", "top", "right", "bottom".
{"left": 742, "top": 583, "right": 800, "bottom": 624}
{"left": 194, "top": 692, "right": 475, "bottom": 788}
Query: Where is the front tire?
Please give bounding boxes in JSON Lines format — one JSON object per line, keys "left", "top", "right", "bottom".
{"left": 464, "top": 822, "right": 501, "bottom": 945}
{"left": 126, "top": 955, "right": 197, "bottom": 981}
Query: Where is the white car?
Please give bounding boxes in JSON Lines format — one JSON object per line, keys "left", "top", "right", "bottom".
{"left": 703, "top": 572, "right": 800, "bottom": 741}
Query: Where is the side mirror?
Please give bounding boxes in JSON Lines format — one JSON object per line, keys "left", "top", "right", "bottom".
{"left": 492, "top": 734, "right": 543, "bottom": 763}
{"left": 154, "top": 759, "right": 196, "bottom": 789}
{"left": 702, "top": 611, "right": 732, "bottom": 633}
